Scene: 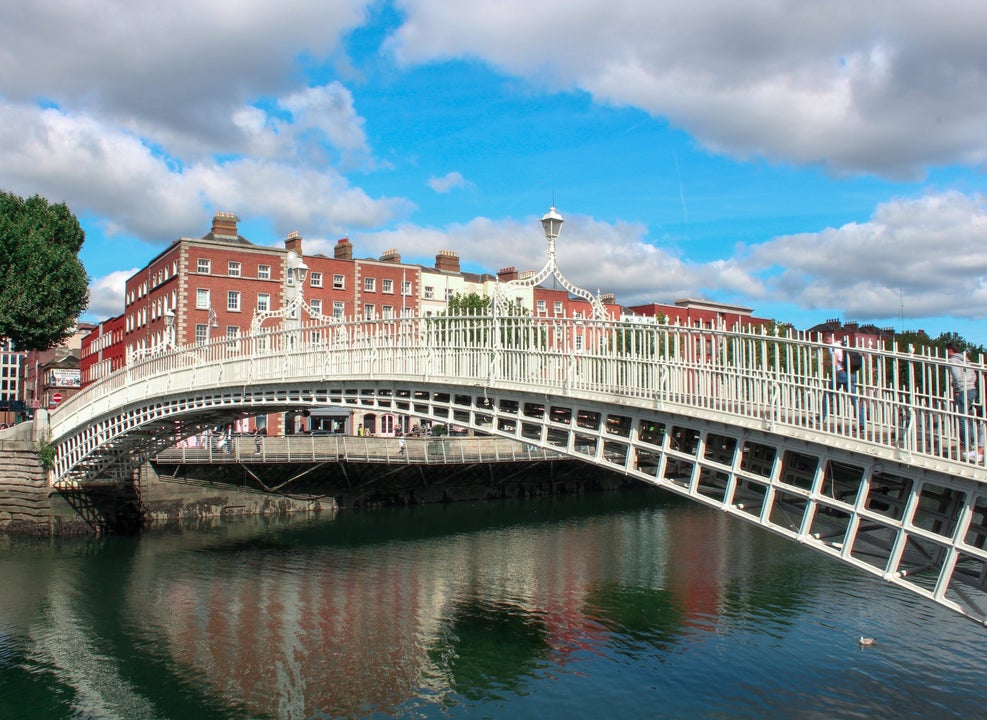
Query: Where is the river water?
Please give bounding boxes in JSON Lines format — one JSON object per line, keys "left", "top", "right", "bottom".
{"left": 0, "top": 488, "right": 984, "bottom": 719}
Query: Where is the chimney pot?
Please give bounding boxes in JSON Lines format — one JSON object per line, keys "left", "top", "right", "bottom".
{"left": 334, "top": 237, "right": 353, "bottom": 260}
{"left": 211, "top": 211, "right": 239, "bottom": 239}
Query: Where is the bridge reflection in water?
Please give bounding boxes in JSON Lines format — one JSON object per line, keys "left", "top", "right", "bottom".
{"left": 45, "top": 313, "right": 987, "bottom": 624}
{"left": 9, "top": 497, "right": 974, "bottom": 719}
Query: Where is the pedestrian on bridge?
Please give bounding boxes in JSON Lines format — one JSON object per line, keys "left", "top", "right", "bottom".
{"left": 821, "top": 334, "right": 864, "bottom": 430}
{"left": 947, "top": 342, "right": 984, "bottom": 462}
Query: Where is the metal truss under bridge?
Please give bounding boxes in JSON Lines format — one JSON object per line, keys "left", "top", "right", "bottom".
{"left": 44, "top": 313, "right": 987, "bottom": 624}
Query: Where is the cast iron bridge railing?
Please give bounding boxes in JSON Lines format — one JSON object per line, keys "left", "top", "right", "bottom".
{"left": 44, "top": 313, "right": 987, "bottom": 624}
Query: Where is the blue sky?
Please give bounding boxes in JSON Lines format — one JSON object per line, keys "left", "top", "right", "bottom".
{"left": 2, "top": 1, "right": 987, "bottom": 342}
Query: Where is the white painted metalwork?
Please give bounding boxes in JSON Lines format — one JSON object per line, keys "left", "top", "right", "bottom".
{"left": 494, "top": 207, "right": 608, "bottom": 319}
{"left": 44, "top": 311, "right": 987, "bottom": 624}
{"left": 250, "top": 249, "right": 332, "bottom": 333}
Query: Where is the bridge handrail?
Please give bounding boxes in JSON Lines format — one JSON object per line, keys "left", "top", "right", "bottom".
{"left": 51, "top": 314, "right": 987, "bottom": 470}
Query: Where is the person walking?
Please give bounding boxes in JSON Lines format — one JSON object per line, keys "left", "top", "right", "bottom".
{"left": 821, "top": 334, "right": 864, "bottom": 429}
{"left": 947, "top": 342, "right": 984, "bottom": 462}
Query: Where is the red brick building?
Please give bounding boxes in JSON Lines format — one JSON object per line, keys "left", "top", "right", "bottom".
{"left": 626, "top": 298, "right": 771, "bottom": 330}
{"left": 807, "top": 319, "right": 894, "bottom": 348}
{"left": 80, "top": 314, "right": 125, "bottom": 386}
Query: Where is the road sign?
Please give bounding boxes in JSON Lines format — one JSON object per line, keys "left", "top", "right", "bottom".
{"left": 50, "top": 393, "right": 62, "bottom": 406}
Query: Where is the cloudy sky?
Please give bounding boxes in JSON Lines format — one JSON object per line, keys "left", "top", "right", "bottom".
{"left": 2, "top": 0, "right": 987, "bottom": 342}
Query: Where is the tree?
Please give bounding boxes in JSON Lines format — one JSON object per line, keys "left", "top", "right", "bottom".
{"left": 0, "top": 191, "right": 89, "bottom": 351}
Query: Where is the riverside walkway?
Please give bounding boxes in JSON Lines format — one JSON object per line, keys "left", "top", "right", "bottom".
{"left": 154, "top": 434, "right": 564, "bottom": 466}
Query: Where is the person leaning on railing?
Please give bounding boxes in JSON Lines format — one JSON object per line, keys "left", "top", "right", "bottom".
{"left": 946, "top": 342, "right": 985, "bottom": 462}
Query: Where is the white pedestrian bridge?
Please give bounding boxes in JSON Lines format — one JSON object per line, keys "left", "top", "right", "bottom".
{"left": 45, "top": 313, "right": 987, "bottom": 624}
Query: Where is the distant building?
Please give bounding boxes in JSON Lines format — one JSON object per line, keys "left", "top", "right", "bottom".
{"left": 624, "top": 298, "right": 771, "bottom": 330}
{"left": 80, "top": 314, "right": 125, "bottom": 386}
{"left": 21, "top": 323, "right": 92, "bottom": 413}
{"left": 806, "top": 319, "right": 895, "bottom": 348}
{"left": 0, "top": 339, "right": 25, "bottom": 425}
{"left": 79, "top": 211, "right": 785, "bottom": 435}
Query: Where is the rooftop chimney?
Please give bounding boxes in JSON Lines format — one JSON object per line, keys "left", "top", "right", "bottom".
{"left": 435, "top": 250, "right": 460, "bottom": 273}
{"left": 334, "top": 237, "right": 353, "bottom": 260}
{"left": 498, "top": 266, "right": 518, "bottom": 282}
{"left": 285, "top": 230, "right": 303, "bottom": 255}
{"left": 211, "top": 211, "right": 239, "bottom": 239}
{"left": 380, "top": 249, "right": 402, "bottom": 263}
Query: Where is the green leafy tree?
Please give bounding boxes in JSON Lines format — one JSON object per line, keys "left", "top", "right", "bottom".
{"left": 0, "top": 191, "right": 89, "bottom": 350}
{"left": 447, "top": 291, "right": 491, "bottom": 315}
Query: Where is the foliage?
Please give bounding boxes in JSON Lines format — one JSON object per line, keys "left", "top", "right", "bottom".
{"left": 882, "top": 329, "right": 987, "bottom": 397}
{"left": 431, "top": 424, "right": 448, "bottom": 437}
{"left": 37, "top": 436, "right": 56, "bottom": 471}
{"left": 432, "top": 292, "right": 545, "bottom": 349}
{"left": 0, "top": 191, "right": 89, "bottom": 351}
{"left": 447, "top": 292, "right": 491, "bottom": 315}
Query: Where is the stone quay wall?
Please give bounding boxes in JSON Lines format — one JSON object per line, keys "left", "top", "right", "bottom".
{"left": 0, "top": 440, "right": 54, "bottom": 535}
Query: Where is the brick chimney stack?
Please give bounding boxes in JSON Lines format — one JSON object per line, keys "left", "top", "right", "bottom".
{"left": 498, "top": 266, "right": 518, "bottom": 282}
{"left": 285, "top": 230, "right": 303, "bottom": 255}
{"left": 380, "top": 249, "right": 402, "bottom": 263}
{"left": 211, "top": 212, "right": 239, "bottom": 239}
{"left": 435, "top": 250, "right": 460, "bottom": 273}
{"left": 334, "top": 237, "right": 353, "bottom": 260}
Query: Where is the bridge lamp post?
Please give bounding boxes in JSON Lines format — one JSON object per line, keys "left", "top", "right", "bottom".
{"left": 163, "top": 308, "right": 176, "bottom": 349}
{"left": 286, "top": 251, "right": 309, "bottom": 347}
{"left": 540, "top": 206, "right": 564, "bottom": 259}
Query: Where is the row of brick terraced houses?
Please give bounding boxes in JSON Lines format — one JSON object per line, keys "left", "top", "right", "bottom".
{"left": 79, "top": 211, "right": 780, "bottom": 384}
{"left": 1, "top": 211, "right": 893, "bottom": 429}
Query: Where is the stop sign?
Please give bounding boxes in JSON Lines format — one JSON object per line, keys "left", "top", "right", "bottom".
{"left": 50, "top": 393, "right": 62, "bottom": 406}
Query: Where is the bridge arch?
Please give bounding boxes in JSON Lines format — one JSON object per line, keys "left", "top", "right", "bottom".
{"left": 45, "top": 314, "right": 987, "bottom": 623}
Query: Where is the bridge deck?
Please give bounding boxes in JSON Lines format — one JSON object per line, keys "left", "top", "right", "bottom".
{"left": 40, "top": 313, "right": 987, "bottom": 625}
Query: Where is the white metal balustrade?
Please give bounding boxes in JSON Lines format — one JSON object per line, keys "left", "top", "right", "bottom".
{"left": 45, "top": 313, "right": 987, "bottom": 624}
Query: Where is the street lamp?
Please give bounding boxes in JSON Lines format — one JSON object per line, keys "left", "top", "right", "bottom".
{"left": 248, "top": 250, "right": 312, "bottom": 334}
{"left": 163, "top": 308, "right": 176, "bottom": 349}
{"left": 494, "top": 206, "right": 607, "bottom": 320}
{"left": 205, "top": 303, "right": 219, "bottom": 343}
{"left": 540, "top": 206, "right": 564, "bottom": 247}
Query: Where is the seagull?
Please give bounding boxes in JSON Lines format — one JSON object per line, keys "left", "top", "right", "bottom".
{"left": 859, "top": 636, "right": 875, "bottom": 646}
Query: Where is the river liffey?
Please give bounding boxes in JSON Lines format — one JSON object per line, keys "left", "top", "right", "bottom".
{"left": 1, "top": 488, "right": 984, "bottom": 719}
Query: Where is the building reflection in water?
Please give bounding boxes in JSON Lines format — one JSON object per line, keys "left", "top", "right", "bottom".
{"left": 128, "top": 501, "right": 779, "bottom": 718}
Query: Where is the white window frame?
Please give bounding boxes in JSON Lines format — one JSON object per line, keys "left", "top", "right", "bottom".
{"left": 364, "top": 277, "right": 376, "bottom": 292}
{"left": 227, "top": 290, "right": 240, "bottom": 312}
{"left": 333, "top": 274, "right": 345, "bottom": 289}
{"left": 196, "top": 288, "right": 210, "bottom": 310}
{"left": 257, "top": 293, "right": 270, "bottom": 312}
{"left": 382, "top": 278, "right": 393, "bottom": 294}
{"left": 228, "top": 261, "right": 241, "bottom": 277}
{"left": 310, "top": 272, "right": 323, "bottom": 288}
{"left": 197, "top": 258, "right": 211, "bottom": 273}
{"left": 258, "top": 264, "right": 271, "bottom": 280}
